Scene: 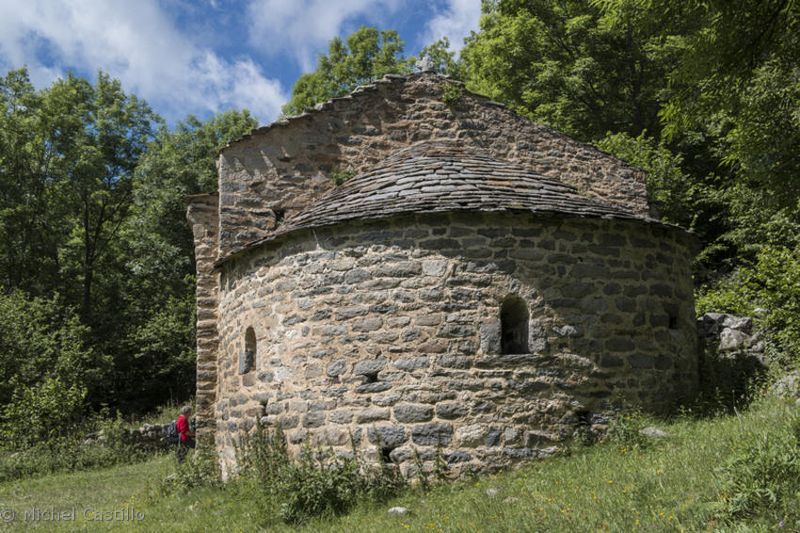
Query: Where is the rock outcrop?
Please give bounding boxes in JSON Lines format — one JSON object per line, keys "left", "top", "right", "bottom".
{"left": 697, "top": 312, "right": 767, "bottom": 401}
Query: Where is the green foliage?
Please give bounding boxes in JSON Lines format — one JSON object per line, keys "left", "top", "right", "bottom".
{"left": 7, "top": 395, "right": 800, "bottom": 531}
{"left": 698, "top": 246, "right": 800, "bottom": 366}
{"left": 441, "top": 81, "right": 464, "bottom": 108}
{"left": 0, "top": 414, "right": 154, "bottom": 482}
{"left": 161, "top": 449, "right": 222, "bottom": 493}
{"left": 593, "top": 0, "right": 800, "bottom": 266}
{"left": 0, "top": 290, "right": 108, "bottom": 447}
{"left": 715, "top": 410, "right": 800, "bottom": 525}
{"left": 329, "top": 168, "right": 355, "bottom": 186}
{"left": 1, "top": 378, "right": 86, "bottom": 448}
{"left": 461, "top": 0, "right": 672, "bottom": 140}
{"left": 282, "top": 26, "right": 414, "bottom": 116}
{"left": 119, "top": 110, "right": 255, "bottom": 410}
{"left": 464, "top": 0, "right": 800, "bottom": 350}
{"left": 0, "top": 69, "right": 158, "bottom": 321}
{"left": 118, "top": 295, "right": 196, "bottom": 407}
{"left": 606, "top": 410, "right": 654, "bottom": 451}
{"left": 235, "top": 424, "right": 405, "bottom": 525}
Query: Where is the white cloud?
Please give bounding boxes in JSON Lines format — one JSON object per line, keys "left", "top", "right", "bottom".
{"left": 0, "top": 0, "right": 287, "bottom": 123}
{"left": 246, "top": 0, "right": 402, "bottom": 71}
{"left": 422, "top": 0, "right": 481, "bottom": 53}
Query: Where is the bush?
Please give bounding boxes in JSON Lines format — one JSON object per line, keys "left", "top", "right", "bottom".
{"left": 1, "top": 377, "right": 86, "bottom": 448}
{"left": 0, "top": 290, "right": 110, "bottom": 447}
{"left": 0, "top": 415, "right": 154, "bottom": 482}
{"left": 698, "top": 245, "right": 800, "bottom": 367}
{"left": 235, "top": 424, "right": 406, "bottom": 525}
{"left": 160, "top": 449, "right": 221, "bottom": 492}
{"left": 606, "top": 410, "right": 654, "bottom": 451}
{"left": 715, "top": 410, "right": 800, "bottom": 526}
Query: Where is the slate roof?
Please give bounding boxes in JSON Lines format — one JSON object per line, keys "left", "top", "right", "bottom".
{"left": 216, "top": 141, "right": 668, "bottom": 266}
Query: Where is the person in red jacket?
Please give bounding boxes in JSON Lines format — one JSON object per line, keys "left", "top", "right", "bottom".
{"left": 176, "top": 405, "right": 195, "bottom": 463}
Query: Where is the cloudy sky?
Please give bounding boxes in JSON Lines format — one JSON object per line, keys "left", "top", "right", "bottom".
{"left": 0, "top": 0, "right": 480, "bottom": 125}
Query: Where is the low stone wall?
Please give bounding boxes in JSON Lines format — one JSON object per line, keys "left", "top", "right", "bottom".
{"left": 213, "top": 212, "right": 697, "bottom": 478}
{"left": 126, "top": 422, "right": 174, "bottom": 451}
{"left": 82, "top": 422, "right": 175, "bottom": 452}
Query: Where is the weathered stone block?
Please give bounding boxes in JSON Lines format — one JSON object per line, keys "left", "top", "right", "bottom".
{"left": 367, "top": 426, "right": 407, "bottom": 449}
{"left": 326, "top": 360, "right": 348, "bottom": 377}
{"left": 394, "top": 403, "right": 434, "bottom": 423}
{"left": 630, "top": 354, "right": 656, "bottom": 369}
{"left": 355, "top": 408, "right": 390, "bottom": 423}
{"left": 353, "top": 359, "right": 386, "bottom": 376}
{"left": 335, "top": 305, "right": 369, "bottom": 320}
{"left": 302, "top": 412, "right": 325, "bottom": 428}
{"left": 352, "top": 317, "right": 383, "bottom": 332}
{"left": 422, "top": 259, "right": 448, "bottom": 276}
{"left": 437, "top": 402, "right": 469, "bottom": 419}
{"left": 411, "top": 423, "right": 454, "bottom": 446}
{"left": 393, "top": 357, "right": 430, "bottom": 370}
{"left": 355, "top": 382, "right": 392, "bottom": 393}
{"left": 456, "top": 424, "right": 485, "bottom": 447}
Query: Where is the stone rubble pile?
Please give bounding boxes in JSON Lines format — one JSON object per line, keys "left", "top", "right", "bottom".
{"left": 697, "top": 312, "right": 766, "bottom": 361}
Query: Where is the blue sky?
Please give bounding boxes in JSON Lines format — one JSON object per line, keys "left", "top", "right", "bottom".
{"left": 0, "top": 0, "right": 480, "bottom": 125}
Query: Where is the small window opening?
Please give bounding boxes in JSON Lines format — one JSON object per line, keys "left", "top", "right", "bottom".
{"left": 500, "top": 295, "right": 529, "bottom": 354}
{"left": 273, "top": 209, "right": 286, "bottom": 225}
{"left": 363, "top": 372, "right": 379, "bottom": 384}
{"left": 240, "top": 327, "right": 256, "bottom": 374}
{"left": 668, "top": 313, "right": 679, "bottom": 330}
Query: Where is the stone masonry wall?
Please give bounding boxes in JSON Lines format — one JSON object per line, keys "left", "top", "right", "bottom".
{"left": 217, "top": 73, "right": 649, "bottom": 257}
{"left": 186, "top": 193, "right": 220, "bottom": 446}
{"left": 213, "top": 212, "right": 697, "bottom": 478}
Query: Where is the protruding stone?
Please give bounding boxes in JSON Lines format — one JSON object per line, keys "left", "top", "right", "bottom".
{"left": 367, "top": 426, "right": 407, "bottom": 449}
{"left": 394, "top": 403, "right": 434, "bottom": 423}
{"left": 411, "top": 422, "right": 453, "bottom": 445}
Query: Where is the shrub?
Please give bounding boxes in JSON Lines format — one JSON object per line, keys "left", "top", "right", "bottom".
{"left": 594, "top": 131, "right": 698, "bottom": 228}
{"left": 0, "top": 414, "right": 154, "bottom": 482}
{"left": 1, "top": 377, "right": 86, "bottom": 448}
{"left": 235, "top": 424, "right": 406, "bottom": 525}
{"left": 330, "top": 168, "right": 355, "bottom": 186}
{"left": 697, "top": 245, "right": 800, "bottom": 367}
{"left": 606, "top": 410, "right": 655, "bottom": 451}
{"left": 715, "top": 411, "right": 800, "bottom": 525}
{"left": 163, "top": 449, "right": 221, "bottom": 492}
{"left": 0, "top": 290, "right": 110, "bottom": 448}
{"left": 441, "top": 81, "right": 464, "bottom": 108}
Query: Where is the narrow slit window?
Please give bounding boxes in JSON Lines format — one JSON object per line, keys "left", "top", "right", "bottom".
{"left": 240, "top": 327, "right": 256, "bottom": 374}
{"left": 501, "top": 295, "right": 529, "bottom": 354}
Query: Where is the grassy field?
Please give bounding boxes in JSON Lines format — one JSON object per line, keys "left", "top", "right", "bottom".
{"left": 0, "top": 396, "right": 796, "bottom": 532}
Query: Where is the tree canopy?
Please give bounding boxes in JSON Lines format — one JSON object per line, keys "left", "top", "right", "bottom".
{"left": 282, "top": 27, "right": 414, "bottom": 116}
{"left": 0, "top": 69, "right": 254, "bottom": 416}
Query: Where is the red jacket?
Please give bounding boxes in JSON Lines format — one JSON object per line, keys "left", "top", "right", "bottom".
{"left": 176, "top": 414, "right": 191, "bottom": 442}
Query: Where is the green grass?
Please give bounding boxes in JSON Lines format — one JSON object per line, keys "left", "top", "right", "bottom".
{"left": 0, "top": 396, "right": 796, "bottom": 532}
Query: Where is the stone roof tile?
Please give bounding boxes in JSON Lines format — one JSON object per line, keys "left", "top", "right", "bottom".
{"left": 214, "top": 140, "right": 669, "bottom": 267}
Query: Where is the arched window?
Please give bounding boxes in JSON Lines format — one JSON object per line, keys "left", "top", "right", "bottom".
{"left": 240, "top": 327, "right": 256, "bottom": 374}
{"left": 501, "top": 295, "right": 529, "bottom": 354}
